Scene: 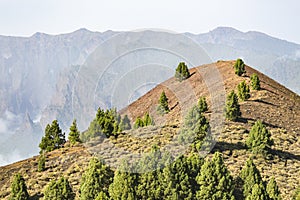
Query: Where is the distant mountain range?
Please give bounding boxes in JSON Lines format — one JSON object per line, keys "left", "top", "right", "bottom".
{"left": 0, "top": 27, "right": 299, "bottom": 166}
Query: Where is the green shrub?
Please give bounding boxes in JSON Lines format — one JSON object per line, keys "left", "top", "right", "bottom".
{"left": 175, "top": 62, "right": 190, "bottom": 81}
{"left": 9, "top": 173, "right": 29, "bottom": 200}
{"left": 237, "top": 80, "right": 250, "bottom": 101}
{"left": 225, "top": 91, "right": 241, "bottom": 121}
{"left": 251, "top": 73, "right": 261, "bottom": 90}
{"left": 157, "top": 91, "right": 169, "bottom": 114}
{"left": 44, "top": 177, "right": 74, "bottom": 200}
{"left": 246, "top": 120, "right": 273, "bottom": 154}
{"left": 234, "top": 58, "right": 246, "bottom": 76}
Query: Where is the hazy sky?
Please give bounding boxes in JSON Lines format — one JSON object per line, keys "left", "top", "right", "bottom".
{"left": 1, "top": 0, "right": 299, "bottom": 44}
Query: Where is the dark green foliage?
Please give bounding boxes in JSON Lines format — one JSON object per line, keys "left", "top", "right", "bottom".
{"left": 79, "top": 158, "right": 113, "bottom": 200}
{"left": 134, "top": 117, "right": 144, "bottom": 129}
{"left": 43, "top": 177, "right": 74, "bottom": 200}
{"left": 134, "top": 112, "right": 154, "bottom": 129}
{"left": 81, "top": 108, "right": 122, "bottom": 141}
{"left": 143, "top": 112, "right": 153, "bottom": 126}
{"left": 267, "top": 177, "right": 282, "bottom": 200}
{"left": 237, "top": 80, "right": 250, "bottom": 101}
{"left": 136, "top": 147, "right": 171, "bottom": 199}
{"left": 9, "top": 173, "right": 29, "bottom": 200}
{"left": 196, "top": 152, "right": 235, "bottom": 200}
{"left": 39, "top": 120, "right": 66, "bottom": 153}
{"left": 162, "top": 155, "right": 200, "bottom": 200}
{"left": 240, "top": 158, "right": 266, "bottom": 198}
{"left": 175, "top": 62, "right": 190, "bottom": 81}
{"left": 68, "top": 119, "right": 81, "bottom": 145}
{"left": 135, "top": 148, "right": 203, "bottom": 200}
{"left": 226, "top": 90, "right": 241, "bottom": 121}
{"left": 38, "top": 154, "right": 46, "bottom": 172}
{"left": 234, "top": 58, "right": 246, "bottom": 76}
{"left": 179, "top": 105, "right": 209, "bottom": 151}
{"left": 157, "top": 91, "right": 169, "bottom": 114}
{"left": 109, "top": 161, "right": 137, "bottom": 200}
{"left": 95, "top": 191, "right": 109, "bottom": 200}
{"left": 198, "top": 96, "right": 208, "bottom": 113}
{"left": 119, "top": 115, "right": 131, "bottom": 130}
{"left": 293, "top": 185, "right": 300, "bottom": 200}
{"left": 246, "top": 183, "right": 269, "bottom": 200}
{"left": 246, "top": 120, "right": 273, "bottom": 154}
{"left": 251, "top": 73, "right": 261, "bottom": 90}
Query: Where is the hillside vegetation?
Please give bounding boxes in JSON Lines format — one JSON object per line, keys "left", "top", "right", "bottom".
{"left": 0, "top": 61, "right": 299, "bottom": 200}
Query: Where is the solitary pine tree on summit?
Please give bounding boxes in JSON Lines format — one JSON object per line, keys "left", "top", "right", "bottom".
{"left": 157, "top": 91, "right": 169, "bottom": 114}
{"left": 68, "top": 119, "right": 81, "bottom": 145}
{"left": 234, "top": 58, "right": 246, "bottom": 76}
{"left": 175, "top": 62, "right": 190, "bottom": 81}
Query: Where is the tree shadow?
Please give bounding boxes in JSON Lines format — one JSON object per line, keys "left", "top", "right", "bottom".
{"left": 268, "top": 148, "right": 300, "bottom": 161}
{"left": 251, "top": 99, "right": 277, "bottom": 107}
{"left": 170, "top": 101, "right": 179, "bottom": 111}
{"left": 236, "top": 117, "right": 281, "bottom": 129}
{"left": 212, "top": 141, "right": 247, "bottom": 153}
{"left": 261, "top": 87, "right": 278, "bottom": 95}
{"left": 189, "top": 71, "right": 196, "bottom": 77}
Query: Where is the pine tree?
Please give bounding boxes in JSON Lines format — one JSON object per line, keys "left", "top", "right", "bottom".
{"left": 167, "top": 156, "right": 195, "bottom": 199}
{"left": 143, "top": 112, "right": 153, "bottom": 126}
{"left": 136, "top": 147, "right": 168, "bottom": 199}
{"left": 293, "top": 185, "right": 300, "bottom": 200}
{"left": 251, "top": 73, "right": 261, "bottom": 90}
{"left": 157, "top": 91, "right": 170, "bottom": 114}
{"left": 68, "top": 119, "right": 81, "bottom": 145}
{"left": 234, "top": 58, "right": 246, "bottom": 76}
{"left": 95, "top": 191, "right": 109, "bottom": 200}
{"left": 175, "top": 62, "right": 190, "bottom": 81}
{"left": 39, "top": 120, "right": 66, "bottom": 153}
{"left": 134, "top": 117, "right": 144, "bottom": 129}
{"left": 226, "top": 90, "right": 241, "bottom": 121}
{"left": 240, "top": 158, "right": 266, "bottom": 198}
{"left": 186, "top": 153, "right": 204, "bottom": 194}
{"left": 237, "top": 80, "right": 250, "bottom": 101}
{"left": 79, "top": 158, "right": 112, "bottom": 200}
{"left": 119, "top": 115, "right": 131, "bottom": 130}
{"left": 267, "top": 177, "right": 282, "bottom": 200}
{"left": 109, "top": 161, "right": 137, "bottom": 200}
{"left": 196, "top": 152, "right": 235, "bottom": 200}
{"left": 198, "top": 97, "right": 208, "bottom": 113}
{"left": 43, "top": 177, "right": 74, "bottom": 200}
{"left": 38, "top": 154, "right": 46, "bottom": 172}
{"left": 82, "top": 107, "right": 123, "bottom": 140}
{"left": 179, "top": 105, "right": 209, "bottom": 151}
{"left": 246, "top": 183, "right": 269, "bottom": 200}
{"left": 246, "top": 120, "right": 273, "bottom": 154}
{"left": 9, "top": 173, "right": 29, "bottom": 200}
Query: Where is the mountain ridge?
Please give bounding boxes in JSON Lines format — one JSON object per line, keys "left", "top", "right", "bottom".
{"left": 0, "top": 61, "right": 299, "bottom": 199}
